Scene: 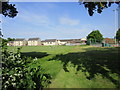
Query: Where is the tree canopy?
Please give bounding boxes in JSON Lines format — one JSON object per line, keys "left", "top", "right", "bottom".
{"left": 1, "top": 1, "right": 119, "bottom": 17}
{"left": 7, "top": 37, "right": 15, "bottom": 41}
{"left": 1, "top": 2, "right": 18, "bottom": 18}
{"left": 79, "top": 1, "right": 120, "bottom": 16}
{"left": 116, "top": 28, "right": 120, "bottom": 41}
{"left": 0, "top": 2, "right": 18, "bottom": 37}
{"left": 87, "top": 30, "right": 103, "bottom": 43}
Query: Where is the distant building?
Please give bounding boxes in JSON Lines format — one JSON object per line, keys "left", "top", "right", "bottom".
{"left": 7, "top": 37, "right": 87, "bottom": 46}
{"left": 59, "top": 39, "right": 81, "bottom": 45}
{"left": 59, "top": 39, "right": 70, "bottom": 45}
{"left": 28, "top": 38, "right": 41, "bottom": 46}
{"left": 42, "top": 39, "right": 60, "bottom": 45}
{"left": 7, "top": 41, "right": 14, "bottom": 46}
{"left": 81, "top": 38, "right": 87, "bottom": 43}
{"left": 13, "top": 38, "right": 27, "bottom": 46}
{"left": 103, "top": 38, "right": 115, "bottom": 44}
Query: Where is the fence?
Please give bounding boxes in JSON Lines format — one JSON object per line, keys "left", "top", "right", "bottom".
{"left": 90, "top": 43, "right": 120, "bottom": 47}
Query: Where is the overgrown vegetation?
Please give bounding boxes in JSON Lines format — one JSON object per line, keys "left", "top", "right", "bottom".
{"left": 2, "top": 44, "right": 51, "bottom": 89}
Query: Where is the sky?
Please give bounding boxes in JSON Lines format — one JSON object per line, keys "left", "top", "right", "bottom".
{"left": 2, "top": 2, "right": 119, "bottom": 40}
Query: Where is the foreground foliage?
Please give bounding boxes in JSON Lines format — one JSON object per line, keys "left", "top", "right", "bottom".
{"left": 1, "top": 2, "right": 18, "bottom": 18}
{"left": 2, "top": 46, "right": 51, "bottom": 89}
{"left": 79, "top": 2, "right": 119, "bottom": 16}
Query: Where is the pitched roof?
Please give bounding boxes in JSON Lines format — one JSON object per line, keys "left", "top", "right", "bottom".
{"left": 44, "top": 39, "right": 57, "bottom": 42}
{"left": 59, "top": 39, "right": 73, "bottom": 42}
{"left": 28, "top": 38, "right": 40, "bottom": 41}
{"left": 72, "top": 39, "right": 81, "bottom": 41}
{"left": 14, "top": 38, "right": 25, "bottom": 41}
{"left": 8, "top": 41, "right": 14, "bottom": 43}
{"left": 41, "top": 40, "right": 45, "bottom": 42}
{"left": 59, "top": 39, "right": 81, "bottom": 42}
{"left": 104, "top": 38, "right": 115, "bottom": 44}
{"left": 81, "top": 38, "right": 87, "bottom": 41}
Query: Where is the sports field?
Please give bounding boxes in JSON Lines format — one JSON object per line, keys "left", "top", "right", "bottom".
{"left": 8, "top": 45, "right": 120, "bottom": 88}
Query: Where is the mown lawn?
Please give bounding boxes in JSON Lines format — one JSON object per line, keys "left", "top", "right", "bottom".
{"left": 8, "top": 45, "right": 120, "bottom": 88}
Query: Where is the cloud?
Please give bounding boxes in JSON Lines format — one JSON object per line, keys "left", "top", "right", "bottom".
{"left": 18, "top": 10, "right": 50, "bottom": 27}
{"left": 2, "top": 3, "right": 91, "bottom": 39}
{"left": 59, "top": 17, "right": 80, "bottom": 26}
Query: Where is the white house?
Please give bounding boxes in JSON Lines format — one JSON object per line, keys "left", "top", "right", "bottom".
{"left": 7, "top": 41, "right": 14, "bottom": 46}
{"left": 13, "top": 38, "right": 27, "bottom": 46}
{"left": 59, "top": 40, "right": 70, "bottom": 45}
{"left": 59, "top": 39, "right": 81, "bottom": 45}
{"left": 81, "top": 38, "right": 87, "bottom": 42}
{"left": 42, "top": 39, "right": 60, "bottom": 45}
{"left": 28, "top": 38, "right": 41, "bottom": 46}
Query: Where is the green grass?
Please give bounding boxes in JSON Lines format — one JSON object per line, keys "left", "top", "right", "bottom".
{"left": 8, "top": 45, "right": 120, "bottom": 88}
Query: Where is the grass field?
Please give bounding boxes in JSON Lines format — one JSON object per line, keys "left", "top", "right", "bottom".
{"left": 8, "top": 45, "right": 120, "bottom": 88}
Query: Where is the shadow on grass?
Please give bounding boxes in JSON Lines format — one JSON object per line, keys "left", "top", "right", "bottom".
{"left": 21, "top": 52, "right": 49, "bottom": 58}
{"left": 49, "top": 47, "right": 120, "bottom": 88}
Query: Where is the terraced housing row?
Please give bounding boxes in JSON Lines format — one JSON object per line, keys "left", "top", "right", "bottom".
{"left": 7, "top": 38, "right": 87, "bottom": 46}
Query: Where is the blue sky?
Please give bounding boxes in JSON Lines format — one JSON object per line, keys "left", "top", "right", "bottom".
{"left": 2, "top": 2, "right": 118, "bottom": 40}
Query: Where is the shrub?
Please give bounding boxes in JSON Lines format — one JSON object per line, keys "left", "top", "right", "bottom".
{"left": 2, "top": 46, "right": 51, "bottom": 89}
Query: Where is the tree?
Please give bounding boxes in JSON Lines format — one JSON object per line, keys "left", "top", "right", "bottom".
{"left": 87, "top": 30, "right": 103, "bottom": 43}
{"left": 79, "top": 1, "right": 120, "bottom": 16}
{"left": 1, "top": 2, "right": 18, "bottom": 18}
{"left": 0, "top": 1, "right": 18, "bottom": 37}
{"left": 116, "top": 28, "right": 120, "bottom": 42}
{"left": 1, "top": 38, "right": 15, "bottom": 47}
{"left": 7, "top": 37, "right": 15, "bottom": 41}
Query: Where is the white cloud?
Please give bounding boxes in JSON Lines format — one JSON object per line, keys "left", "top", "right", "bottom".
{"left": 59, "top": 17, "right": 80, "bottom": 26}
{"left": 16, "top": 8, "right": 50, "bottom": 28}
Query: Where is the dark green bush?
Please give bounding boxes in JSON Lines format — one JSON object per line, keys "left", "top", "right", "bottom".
{"left": 2, "top": 46, "right": 51, "bottom": 89}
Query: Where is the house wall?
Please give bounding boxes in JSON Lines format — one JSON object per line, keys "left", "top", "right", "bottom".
{"left": 57, "top": 40, "right": 61, "bottom": 45}
{"left": 43, "top": 42, "right": 56, "bottom": 45}
{"left": 23, "top": 40, "right": 28, "bottom": 46}
{"left": 14, "top": 41, "right": 20, "bottom": 46}
{"left": 7, "top": 43, "right": 13, "bottom": 46}
{"left": 13, "top": 40, "right": 27, "bottom": 46}
{"left": 58, "top": 41, "right": 67, "bottom": 45}
{"left": 28, "top": 40, "right": 41, "bottom": 46}
{"left": 42, "top": 40, "right": 69, "bottom": 45}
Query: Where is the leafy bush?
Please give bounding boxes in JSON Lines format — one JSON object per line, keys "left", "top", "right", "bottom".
{"left": 2, "top": 46, "right": 51, "bottom": 89}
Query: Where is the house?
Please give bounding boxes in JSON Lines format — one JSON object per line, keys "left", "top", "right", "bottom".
{"left": 41, "top": 39, "right": 60, "bottom": 45}
{"left": 59, "top": 40, "right": 69, "bottom": 45}
{"left": 7, "top": 41, "right": 14, "bottom": 46}
{"left": 81, "top": 38, "right": 87, "bottom": 43}
{"left": 13, "top": 38, "right": 27, "bottom": 46}
{"left": 59, "top": 39, "right": 81, "bottom": 45}
{"left": 103, "top": 38, "right": 115, "bottom": 44}
{"left": 28, "top": 38, "right": 41, "bottom": 46}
